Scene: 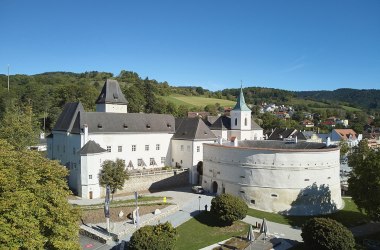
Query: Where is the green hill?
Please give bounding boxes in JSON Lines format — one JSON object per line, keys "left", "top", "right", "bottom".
{"left": 161, "top": 94, "right": 236, "bottom": 108}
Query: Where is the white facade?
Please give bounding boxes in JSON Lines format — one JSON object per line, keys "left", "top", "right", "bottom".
{"left": 96, "top": 103, "right": 128, "bottom": 113}
{"left": 202, "top": 141, "right": 342, "bottom": 216}
{"left": 171, "top": 139, "right": 216, "bottom": 184}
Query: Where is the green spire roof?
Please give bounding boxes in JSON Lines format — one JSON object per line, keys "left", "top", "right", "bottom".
{"left": 233, "top": 86, "right": 251, "bottom": 111}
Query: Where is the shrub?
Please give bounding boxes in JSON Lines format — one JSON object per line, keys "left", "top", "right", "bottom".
{"left": 210, "top": 194, "right": 248, "bottom": 225}
{"left": 128, "top": 222, "right": 178, "bottom": 250}
{"left": 301, "top": 217, "right": 355, "bottom": 250}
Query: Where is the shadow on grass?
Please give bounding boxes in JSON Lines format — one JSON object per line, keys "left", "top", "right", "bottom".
{"left": 283, "top": 209, "right": 369, "bottom": 228}
{"left": 193, "top": 211, "right": 233, "bottom": 227}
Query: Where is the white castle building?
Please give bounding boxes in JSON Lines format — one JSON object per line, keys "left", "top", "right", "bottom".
{"left": 202, "top": 140, "right": 343, "bottom": 215}
{"left": 47, "top": 79, "right": 263, "bottom": 199}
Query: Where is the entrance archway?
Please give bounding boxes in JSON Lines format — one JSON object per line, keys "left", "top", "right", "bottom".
{"left": 212, "top": 181, "right": 218, "bottom": 194}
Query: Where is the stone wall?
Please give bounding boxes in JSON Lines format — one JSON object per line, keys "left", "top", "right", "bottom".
{"left": 101, "top": 169, "right": 189, "bottom": 196}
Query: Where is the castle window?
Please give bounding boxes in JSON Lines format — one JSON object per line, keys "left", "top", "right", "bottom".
{"left": 181, "top": 145, "right": 184, "bottom": 151}
{"left": 145, "top": 145, "right": 149, "bottom": 151}
{"left": 107, "top": 146, "right": 111, "bottom": 152}
{"left": 150, "top": 158, "right": 156, "bottom": 166}
{"left": 244, "top": 117, "right": 247, "bottom": 126}
{"left": 118, "top": 146, "right": 122, "bottom": 152}
{"left": 271, "top": 194, "right": 278, "bottom": 197}
{"left": 156, "top": 144, "right": 160, "bottom": 150}
{"left": 235, "top": 118, "right": 237, "bottom": 126}
{"left": 187, "top": 145, "right": 190, "bottom": 152}
{"left": 73, "top": 147, "right": 76, "bottom": 155}
{"left": 161, "top": 157, "right": 166, "bottom": 164}
{"left": 132, "top": 145, "right": 136, "bottom": 151}
{"left": 251, "top": 200, "right": 255, "bottom": 204}
{"left": 89, "top": 175, "right": 92, "bottom": 179}
{"left": 197, "top": 146, "right": 200, "bottom": 152}
{"left": 304, "top": 178, "right": 310, "bottom": 181}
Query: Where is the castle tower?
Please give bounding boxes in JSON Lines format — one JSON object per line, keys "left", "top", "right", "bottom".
{"left": 95, "top": 79, "right": 128, "bottom": 113}
{"left": 230, "top": 86, "right": 251, "bottom": 131}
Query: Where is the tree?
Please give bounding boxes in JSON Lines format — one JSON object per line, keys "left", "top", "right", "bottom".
{"left": 338, "top": 140, "right": 350, "bottom": 158}
{"left": 128, "top": 222, "right": 178, "bottom": 250}
{"left": 348, "top": 140, "right": 380, "bottom": 220}
{"left": 98, "top": 159, "right": 129, "bottom": 199}
{"left": 301, "top": 218, "right": 355, "bottom": 250}
{"left": 0, "top": 102, "right": 39, "bottom": 150}
{"left": 210, "top": 194, "right": 248, "bottom": 225}
{"left": 0, "top": 139, "right": 80, "bottom": 249}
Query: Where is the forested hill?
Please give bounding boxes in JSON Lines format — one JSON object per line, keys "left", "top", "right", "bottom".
{"left": 0, "top": 70, "right": 378, "bottom": 132}
{"left": 296, "top": 88, "right": 380, "bottom": 110}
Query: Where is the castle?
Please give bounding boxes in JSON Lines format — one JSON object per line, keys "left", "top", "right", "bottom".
{"left": 47, "top": 79, "right": 263, "bottom": 199}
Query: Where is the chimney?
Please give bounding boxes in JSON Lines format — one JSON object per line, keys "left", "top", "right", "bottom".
{"left": 83, "top": 124, "right": 88, "bottom": 144}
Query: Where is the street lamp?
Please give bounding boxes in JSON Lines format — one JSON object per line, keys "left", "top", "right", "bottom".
{"left": 198, "top": 196, "right": 201, "bottom": 213}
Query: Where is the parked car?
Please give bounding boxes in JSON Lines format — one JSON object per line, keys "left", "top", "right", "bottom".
{"left": 192, "top": 186, "right": 204, "bottom": 194}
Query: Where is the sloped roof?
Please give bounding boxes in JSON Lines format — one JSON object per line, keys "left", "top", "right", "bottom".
{"left": 53, "top": 104, "right": 175, "bottom": 134}
{"left": 334, "top": 129, "right": 357, "bottom": 140}
{"left": 232, "top": 87, "right": 251, "bottom": 111}
{"left": 267, "top": 128, "right": 307, "bottom": 141}
{"left": 95, "top": 79, "right": 128, "bottom": 105}
{"left": 79, "top": 140, "right": 107, "bottom": 155}
{"left": 205, "top": 115, "right": 262, "bottom": 131}
{"left": 173, "top": 118, "right": 217, "bottom": 140}
{"left": 53, "top": 102, "right": 85, "bottom": 132}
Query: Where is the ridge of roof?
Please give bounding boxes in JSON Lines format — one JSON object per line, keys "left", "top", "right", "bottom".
{"left": 95, "top": 79, "right": 128, "bottom": 105}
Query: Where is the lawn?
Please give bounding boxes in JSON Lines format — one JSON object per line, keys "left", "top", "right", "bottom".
{"left": 161, "top": 94, "right": 236, "bottom": 108}
{"left": 175, "top": 212, "right": 248, "bottom": 250}
{"left": 246, "top": 198, "right": 369, "bottom": 228}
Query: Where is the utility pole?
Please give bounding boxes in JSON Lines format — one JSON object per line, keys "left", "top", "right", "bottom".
{"left": 7, "top": 64, "right": 10, "bottom": 92}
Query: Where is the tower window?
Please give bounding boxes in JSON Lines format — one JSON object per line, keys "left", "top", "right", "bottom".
{"left": 245, "top": 117, "right": 247, "bottom": 126}
{"left": 235, "top": 118, "right": 237, "bottom": 126}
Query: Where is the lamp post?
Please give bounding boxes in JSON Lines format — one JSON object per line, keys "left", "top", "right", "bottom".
{"left": 198, "top": 196, "right": 201, "bottom": 213}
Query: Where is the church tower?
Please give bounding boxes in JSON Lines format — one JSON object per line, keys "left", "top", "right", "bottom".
{"left": 230, "top": 86, "right": 251, "bottom": 131}
{"left": 95, "top": 79, "right": 128, "bottom": 113}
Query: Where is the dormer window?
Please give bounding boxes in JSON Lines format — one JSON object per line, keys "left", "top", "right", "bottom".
{"left": 167, "top": 124, "right": 172, "bottom": 128}
{"left": 113, "top": 93, "right": 118, "bottom": 99}
{"left": 98, "top": 123, "right": 103, "bottom": 128}
{"left": 123, "top": 123, "right": 128, "bottom": 129}
{"left": 146, "top": 124, "right": 151, "bottom": 129}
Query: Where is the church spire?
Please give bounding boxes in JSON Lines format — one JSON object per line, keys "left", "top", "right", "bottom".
{"left": 233, "top": 83, "right": 251, "bottom": 111}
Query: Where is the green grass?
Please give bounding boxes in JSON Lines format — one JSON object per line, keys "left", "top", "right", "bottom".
{"left": 246, "top": 198, "right": 369, "bottom": 228}
{"left": 77, "top": 196, "right": 169, "bottom": 209}
{"left": 161, "top": 94, "right": 236, "bottom": 108}
{"left": 175, "top": 212, "right": 248, "bottom": 250}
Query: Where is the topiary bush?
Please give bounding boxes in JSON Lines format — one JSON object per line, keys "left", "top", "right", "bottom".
{"left": 301, "top": 217, "right": 355, "bottom": 250}
{"left": 128, "top": 222, "right": 178, "bottom": 250}
{"left": 210, "top": 193, "right": 248, "bottom": 225}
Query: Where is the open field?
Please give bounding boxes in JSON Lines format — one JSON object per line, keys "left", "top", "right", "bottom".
{"left": 246, "top": 198, "right": 369, "bottom": 228}
{"left": 161, "top": 94, "right": 236, "bottom": 108}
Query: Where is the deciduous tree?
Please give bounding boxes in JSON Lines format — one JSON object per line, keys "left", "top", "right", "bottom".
{"left": 348, "top": 140, "right": 380, "bottom": 220}
{"left": 0, "top": 102, "right": 39, "bottom": 150}
{"left": 210, "top": 194, "right": 248, "bottom": 225}
{"left": 0, "top": 139, "right": 80, "bottom": 249}
{"left": 98, "top": 159, "right": 129, "bottom": 199}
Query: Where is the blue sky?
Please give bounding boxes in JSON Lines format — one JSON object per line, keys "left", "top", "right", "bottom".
{"left": 1, "top": 0, "right": 379, "bottom": 91}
